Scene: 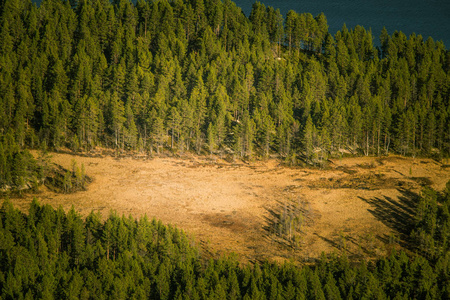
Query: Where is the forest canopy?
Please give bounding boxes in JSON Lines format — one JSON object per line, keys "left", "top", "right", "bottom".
{"left": 1, "top": 183, "right": 450, "bottom": 299}
{"left": 2, "top": 1, "right": 450, "bottom": 297}
{"left": 0, "top": 0, "right": 449, "bottom": 165}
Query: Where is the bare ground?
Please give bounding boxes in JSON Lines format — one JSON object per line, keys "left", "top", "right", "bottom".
{"left": 7, "top": 152, "right": 450, "bottom": 263}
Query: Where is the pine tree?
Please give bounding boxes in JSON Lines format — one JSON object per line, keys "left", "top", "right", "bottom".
{"left": 63, "top": 170, "right": 72, "bottom": 193}
{"left": 152, "top": 116, "right": 165, "bottom": 154}
{"left": 304, "top": 115, "right": 315, "bottom": 163}
{"left": 108, "top": 91, "right": 125, "bottom": 149}
{"left": 207, "top": 122, "right": 216, "bottom": 155}
{"left": 285, "top": 10, "right": 298, "bottom": 55}
{"left": 124, "top": 102, "right": 138, "bottom": 150}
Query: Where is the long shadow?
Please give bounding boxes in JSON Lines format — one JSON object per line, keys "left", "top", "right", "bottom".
{"left": 314, "top": 233, "right": 340, "bottom": 249}
{"left": 262, "top": 203, "right": 293, "bottom": 249}
{"left": 359, "top": 188, "right": 419, "bottom": 250}
{"left": 262, "top": 198, "right": 312, "bottom": 250}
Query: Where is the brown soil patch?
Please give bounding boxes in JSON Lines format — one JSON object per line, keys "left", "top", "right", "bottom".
{"left": 6, "top": 153, "right": 450, "bottom": 263}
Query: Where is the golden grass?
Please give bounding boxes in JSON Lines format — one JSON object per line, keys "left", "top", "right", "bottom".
{"left": 7, "top": 152, "right": 450, "bottom": 263}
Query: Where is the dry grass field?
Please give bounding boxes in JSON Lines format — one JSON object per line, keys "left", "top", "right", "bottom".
{"left": 7, "top": 151, "right": 450, "bottom": 263}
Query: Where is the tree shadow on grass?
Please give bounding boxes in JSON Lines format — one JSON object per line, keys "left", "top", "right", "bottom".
{"left": 262, "top": 198, "right": 313, "bottom": 251}
{"left": 358, "top": 188, "right": 419, "bottom": 251}
{"left": 262, "top": 202, "right": 296, "bottom": 250}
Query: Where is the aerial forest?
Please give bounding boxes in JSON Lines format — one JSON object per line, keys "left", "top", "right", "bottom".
{"left": 2, "top": 0, "right": 450, "bottom": 298}
{"left": 0, "top": 0, "right": 449, "bottom": 167}
{"left": 1, "top": 183, "right": 450, "bottom": 299}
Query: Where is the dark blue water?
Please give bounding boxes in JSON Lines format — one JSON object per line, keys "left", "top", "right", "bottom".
{"left": 30, "top": 0, "right": 450, "bottom": 48}
{"left": 236, "top": 0, "right": 450, "bottom": 47}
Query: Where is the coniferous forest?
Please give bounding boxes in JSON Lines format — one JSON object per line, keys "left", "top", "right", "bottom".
{"left": 2, "top": 0, "right": 450, "bottom": 298}
{"left": 0, "top": 0, "right": 449, "bottom": 167}
{"left": 1, "top": 184, "right": 450, "bottom": 299}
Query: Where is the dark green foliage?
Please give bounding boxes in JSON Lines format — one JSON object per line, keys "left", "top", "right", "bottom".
{"left": 0, "top": 133, "right": 89, "bottom": 194}
{"left": 32, "top": 158, "right": 91, "bottom": 194}
{"left": 0, "top": 0, "right": 448, "bottom": 161}
{"left": 2, "top": 194, "right": 450, "bottom": 299}
{"left": 0, "top": 134, "right": 42, "bottom": 192}
{"left": 411, "top": 181, "right": 450, "bottom": 259}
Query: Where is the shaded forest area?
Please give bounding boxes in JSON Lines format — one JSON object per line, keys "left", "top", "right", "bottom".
{"left": 0, "top": 130, "right": 88, "bottom": 192}
{"left": 1, "top": 183, "right": 450, "bottom": 299}
{"left": 0, "top": 0, "right": 449, "bottom": 168}
{"left": 3, "top": 1, "right": 450, "bottom": 298}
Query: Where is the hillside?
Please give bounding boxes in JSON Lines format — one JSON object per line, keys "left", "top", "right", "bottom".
{"left": 0, "top": 0, "right": 449, "bottom": 165}
{"left": 9, "top": 151, "right": 449, "bottom": 263}
{"left": 2, "top": 0, "right": 450, "bottom": 298}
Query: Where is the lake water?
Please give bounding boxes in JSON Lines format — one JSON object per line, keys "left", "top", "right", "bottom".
{"left": 236, "top": 0, "right": 450, "bottom": 47}
{"left": 30, "top": 0, "right": 450, "bottom": 48}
